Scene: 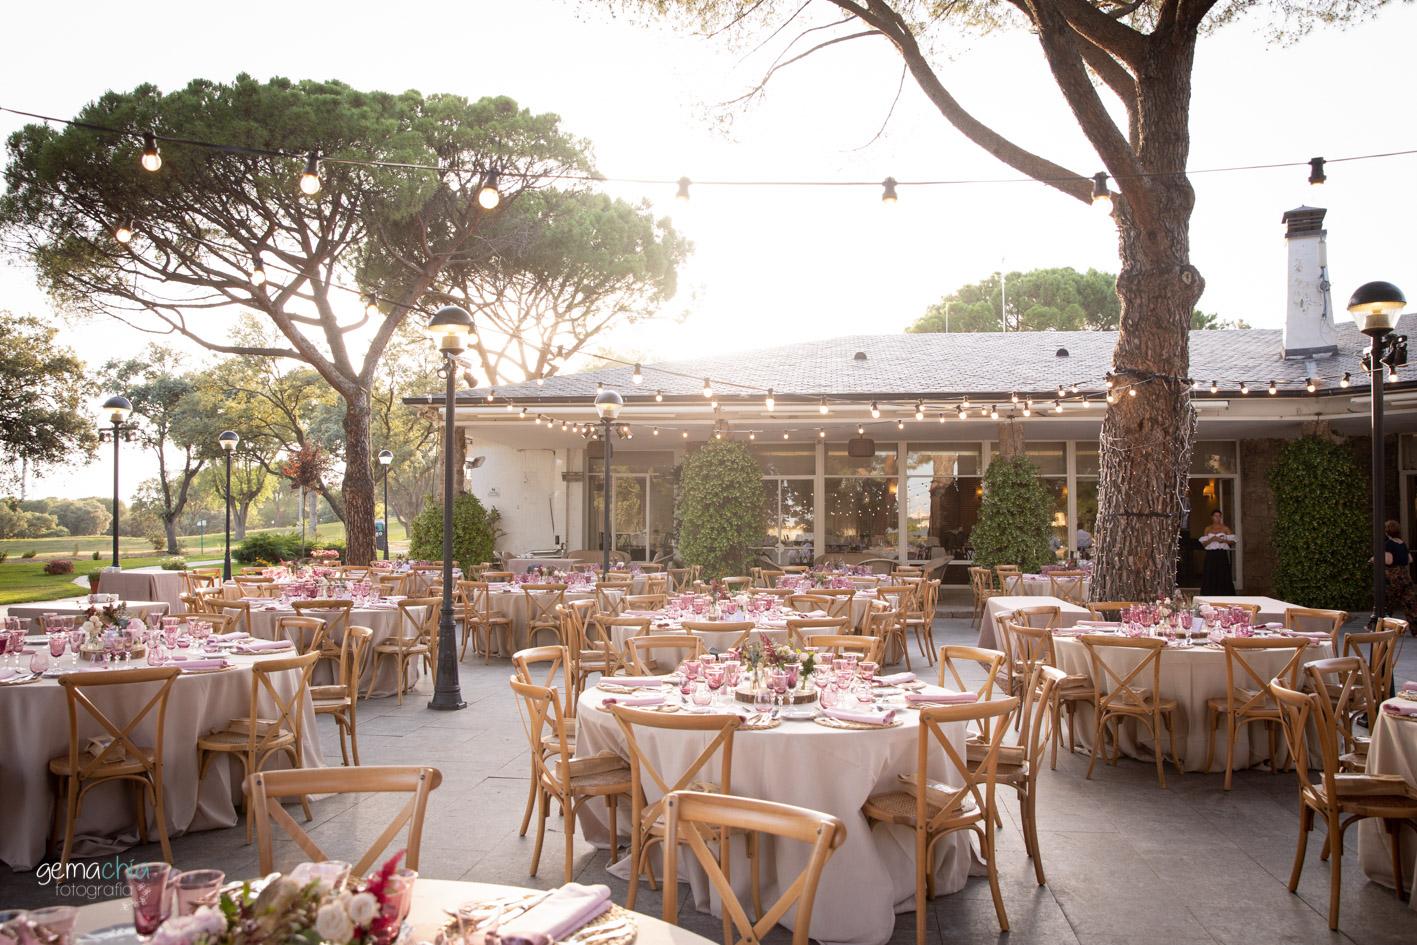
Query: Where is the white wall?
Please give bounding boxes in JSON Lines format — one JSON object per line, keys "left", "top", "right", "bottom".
{"left": 464, "top": 438, "right": 569, "bottom": 555}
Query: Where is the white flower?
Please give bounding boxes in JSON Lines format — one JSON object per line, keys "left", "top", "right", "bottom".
{"left": 345, "top": 892, "right": 378, "bottom": 926}
{"left": 315, "top": 903, "right": 355, "bottom": 943}
{"left": 150, "top": 907, "right": 227, "bottom": 945}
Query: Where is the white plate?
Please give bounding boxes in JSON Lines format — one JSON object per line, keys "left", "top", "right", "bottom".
{"left": 779, "top": 705, "right": 819, "bottom": 720}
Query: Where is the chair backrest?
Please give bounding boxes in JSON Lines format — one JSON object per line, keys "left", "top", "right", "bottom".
{"left": 236, "top": 651, "right": 320, "bottom": 755}
{"left": 598, "top": 615, "right": 650, "bottom": 656}
{"left": 1305, "top": 656, "right": 1374, "bottom": 758}
{"left": 623, "top": 593, "right": 666, "bottom": 612}
{"left": 397, "top": 597, "right": 440, "bottom": 645}
{"left": 642, "top": 574, "right": 669, "bottom": 596}
{"left": 1012, "top": 606, "right": 1060, "bottom": 629}
{"left": 480, "top": 570, "right": 514, "bottom": 583}
{"left": 667, "top": 568, "right": 693, "bottom": 593}
{"left": 595, "top": 584, "right": 628, "bottom": 617}
{"left": 998, "top": 572, "right": 1025, "bottom": 595}
{"left": 785, "top": 617, "right": 849, "bottom": 648}
{"left": 373, "top": 572, "right": 409, "bottom": 596}
{"left": 57, "top": 666, "right": 180, "bottom": 779}
{"left": 1079, "top": 635, "right": 1165, "bottom": 710}
{"left": 234, "top": 578, "right": 276, "bottom": 598}
{"left": 276, "top": 616, "right": 327, "bottom": 655}
{"left": 1086, "top": 601, "right": 1142, "bottom": 621}
{"left": 938, "top": 645, "right": 1006, "bottom": 702}
{"left": 1048, "top": 571, "right": 1087, "bottom": 603}
{"left": 291, "top": 600, "right": 353, "bottom": 639}
{"left": 911, "top": 697, "right": 1020, "bottom": 839}
{"left": 611, "top": 706, "right": 740, "bottom": 842}
{"left": 1342, "top": 626, "right": 1400, "bottom": 701}
{"left": 626, "top": 634, "right": 704, "bottom": 674}
{"left": 525, "top": 585, "right": 571, "bottom": 628}
{"left": 681, "top": 620, "right": 755, "bottom": 653}
{"left": 721, "top": 577, "right": 753, "bottom": 591}
{"left": 248, "top": 766, "right": 442, "bottom": 875}
{"left": 663, "top": 790, "right": 845, "bottom": 945}
{"left": 212, "top": 599, "right": 252, "bottom": 635}
{"left": 804, "top": 634, "right": 881, "bottom": 662}
{"left": 1270, "top": 678, "right": 1342, "bottom": 811}
{"left": 513, "top": 645, "right": 573, "bottom": 715}
{"left": 786, "top": 594, "right": 843, "bottom": 618}
{"left": 1285, "top": 607, "right": 1347, "bottom": 637}
{"left": 875, "top": 584, "right": 919, "bottom": 614}
{"left": 508, "top": 677, "right": 575, "bottom": 792}
{"left": 1006, "top": 622, "right": 1059, "bottom": 674}
{"left": 1220, "top": 637, "right": 1310, "bottom": 717}
{"left": 1225, "top": 602, "right": 1262, "bottom": 617}
{"left": 340, "top": 626, "right": 374, "bottom": 696}
{"left": 968, "top": 566, "right": 996, "bottom": 598}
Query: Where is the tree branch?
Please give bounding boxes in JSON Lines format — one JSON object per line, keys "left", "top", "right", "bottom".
{"left": 1047, "top": 0, "right": 1147, "bottom": 63}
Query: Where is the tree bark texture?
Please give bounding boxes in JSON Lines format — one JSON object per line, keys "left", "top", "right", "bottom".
{"left": 342, "top": 389, "right": 376, "bottom": 564}
{"left": 995, "top": 421, "right": 1026, "bottom": 459}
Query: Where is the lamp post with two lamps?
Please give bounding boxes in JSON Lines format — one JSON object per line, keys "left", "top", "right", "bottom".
{"left": 218, "top": 430, "right": 240, "bottom": 581}
{"left": 99, "top": 396, "right": 134, "bottom": 569}
{"left": 594, "top": 390, "right": 624, "bottom": 575}
{"left": 378, "top": 449, "right": 393, "bottom": 561}
{"left": 1347, "top": 280, "right": 1407, "bottom": 633}
{"left": 425, "top": 305, "right": 477, "bottom": 711}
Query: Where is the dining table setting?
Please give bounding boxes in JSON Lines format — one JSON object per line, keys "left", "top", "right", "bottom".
{"left": 1358, "top": 682, "right": 1417, "bottom": 908}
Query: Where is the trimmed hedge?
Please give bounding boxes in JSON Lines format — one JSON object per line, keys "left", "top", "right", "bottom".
{"left": 1269, "top": 436, "right": 1370, "bottom": 610}
{"left": 408, "top": 494, "right": 496, "bottom": 572}
{"left": 233, "top": 531, "right": 346, "bottom": 565}
{"left": 969, "top": 455, "right": 1054, "bottom": 574}
{"left": 675, "top": 441, "right": 766, "bottom": 580}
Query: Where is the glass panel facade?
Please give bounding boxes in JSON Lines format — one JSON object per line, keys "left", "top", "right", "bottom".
{"left": 759, "top": 479, "right": 815, "bottom": 565}
{"left": 1191, "top": 441, "right": 1237, "bottom": 475}
{"left": 905, "top": 444, "right": 983, "bottom": 561}
{"left": 825, "top": 477, "right": 898, "bottom": 557}
{"left": 1076, "top": 442, "right": 1099, "bottom": 476}
{"left": 906, "top": 445, "right": 981, "bottom": 478}
{"left": 1025, "top": 442, "right": 1067, "bottom": 476}
{"left": 750, "top": 444, "right": 815, "bottom": 476}
{"left": 825, "top": 446, "right": 898, "bottom": 477}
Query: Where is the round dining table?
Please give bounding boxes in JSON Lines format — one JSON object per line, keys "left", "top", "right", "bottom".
{"left": 0, "top": 650, "right": 321, "bottom": 871}
{"left": 65, "top": 878, "right": 716, "bottom": 945}
{"left": 1049, "top": 629, "right": 1333, "bottom": 772}
{"left": 1358, "top": 694, "right": 1417, "bottom": 908}
{"left": 6, "top": 597, "right": 171, "bottom": 633}
{"left": 573, "top": 681, "right": 973, "bottom": 945}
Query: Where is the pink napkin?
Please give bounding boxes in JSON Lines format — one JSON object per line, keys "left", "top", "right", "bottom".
{"left": 1280, "top": 630, "right": 1332, "bottom": 640}
{"left": 906, "top": 691, "right": 978, "bottom": 706}
{"left": 1399, "top": 680, "right": 1417, "bottom": 692}
{"left": 0, "top": 667, "right": 19, "bottom": 681}
{"left": 602, "top": 693, "right": 665, "bottom": 707}
{"left": 824, "top": 707, "right": 896, "bottom": 726}
{"left": 876, "top": 672, "right": 916, "bottom": 686}
{"left": 234, "top": 640, "right": 294, "bottom": 653}
{"left": 1383, "top": 701, "right": 1417, "bottom": 718}
{"left": 608, "top": 677, "right": 664, "bottom": 688}
{"left": 209, "top": 631, "right": 250, "bottom": 642}
{"left": 176, "top": 658, "right": 230, "bottom": 672}
{"left": 494, "top": 883, "right": 611, "bottom": 945}
{"left": 1264, "top": 622, "right": 1285, "bottom": 629}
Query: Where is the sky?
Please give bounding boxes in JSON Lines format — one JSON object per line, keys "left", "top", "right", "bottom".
{"left": 2, "top": 0, "right": 1414, "bottom": 499}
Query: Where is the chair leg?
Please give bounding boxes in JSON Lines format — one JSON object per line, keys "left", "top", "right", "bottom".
{"left": 986, "top": 819, "right": 1009, "bottom": 932}
{"left": 1026, "top": 790, "right": 1046, "bottom": 886}
{"left": 1327, "top": 812, "right": 1343, "bottom": 930}
{"left": 605, "top": 794, "right": 618, "bottom": 866}
{"left": 133, "top": 782, "right": 150, "bottom": 843}
{"left": 1223, "top": 716, "right": 1237, "bottom": 791}
{"left": 348, "top": 710, "right": 360, "bottom": 766}
{"left": 529, "top": 786, "right": 548, "bottom": 877}
{"left": 1288, "top": 804, "right": 1313, "bottom": 892}
{"left": 1086, "top": 713, "right": 1105, "bottom": 780}
{"left": 150, "top": 774, "right": 173, "bottom": 863}
{"left": 1385, "top": 819, "right": 1406, "bottom": 901}
{"left": 1202, "top": 707, "right": 1219, "bottom": 774}
{"left": 58, "top": 776, "right": 80, "bottom": 871}
{"left": 562, "top": 799, "right": 577, "bottom": 884}
{"left": 518, "top": 758, "right": 538, "bottom": 837}
{"left": 915, "top": 825, "right": 928, "bottom": 945}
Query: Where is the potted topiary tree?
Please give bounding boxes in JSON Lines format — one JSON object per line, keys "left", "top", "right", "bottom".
{"left": 675, "top": 441, "right": 766, "bottom": 580}
{"left": 970, "top": 455, "right": 1054, "bottom": 575}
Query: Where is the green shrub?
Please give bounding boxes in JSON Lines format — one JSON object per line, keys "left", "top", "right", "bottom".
{"left": 42, "top": 558, "right": 74, "bottom": 575}
{"left": 20, "top": 550, "right": 36, "bottom": 559}
{"left": 0, "top": 551, "right": 7, "bottom": 564}
{"left": 674, "top": 441, "right": 766, "bottom": 580}
{"left": 234, "top": 531, "right": 302, "bottom": 565}
{"left": 1269, "top": 436, "right": 1370, "bottom": 610}
{"left": 91, "top": 550, "right": 101, "bottom": 561}
{"left": 969, "top": 455, "right": 1054, "bottom": 574}
{"left": 159, "top": 556, "right": 187, "bottom": 571}
{"left": 409, "top": 494, "right": 495, "bottom": 571}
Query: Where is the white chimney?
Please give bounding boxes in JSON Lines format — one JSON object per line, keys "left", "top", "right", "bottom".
{"left": 1281, "top": 206, "right": 1337, "bottom": 359}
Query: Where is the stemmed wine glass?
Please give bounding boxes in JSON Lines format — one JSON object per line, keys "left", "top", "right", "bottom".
{"left": 769, "top": 669, "right": 788, "bottom": 709}
{"left": 705, "top": 665, "right": 725, "bottom": 705}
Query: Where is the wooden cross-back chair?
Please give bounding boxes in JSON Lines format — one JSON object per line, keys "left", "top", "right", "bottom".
{"left": 610, "top": 707, "right": 760, "bottom": 921}
{"left": 248, "top": 766, "right": 442, "bottom": 876}
{"left": 785, "top": 593, "right": 834, "bottom": 617}
{"left": 1047, "top": 570, "right": 1088, "bottom": 604}
{"left": 314, "top": 625, "right": 373, "bottom": 766}
{"left": 905, "top": 579, "right": 941, "bottom": 666}
{"left": 234, "top": 578, "right": 279, "bottom": 599}
{"left": 290, "top": 599, "right": 353, "bottom": 673}
{"left": 875, "top": 585, "right": 918, "bottom": 669}
{"left": 1343, "top": 625, "right": 1401, "bottom": 718}
{"left": 50, "top": 666, "right": 180, "bottom": 869}
{"left": 510, "top": 678, "right": 630, "bottom": 883}
{"left": 864, "top": 696, "right": 1021, "bottom": 942}
{"left": 785, "top": 617, "right": 849, "bottom": 649}
{"left": 522, "top": 583, "right": 568, "bottom": 648}
{"left": 595, "top": 584, "right": 629, "bottom": 619}
{"left": 1085, "top": 601, "right": 1142, "bottom": 621}
{"left": 803, "top": 634, "right": 881, "bottom": 663}
{"left": 567, "top": 603, "right": 625, "bottom": 700}
{"left": 1202, "top": 637, "right": 1310, "bottom": 789}
{"left": 1305, "top": 656, "right": 1376, "bottom": 773}
{"left": 512, "top": 644, "right": 577, "bottom": 838}
{"left": 680, "top": 620, "right": 755, "bottom": 654}
{"left": 641, "top": 574, "right": 669, "bottom": 596}
{"left": 999, "top": 572, "right": 1024, "bottom": 596}
{"left": 993, "top": 564, "right": 1021, "bottom": 586}
{"left": 275, "top": 616, "right": 327, "bottom": 656}
{"left": 197, "top": 650, "right": 319, "bottom": 839}
{"left": 623, "top": 593, "right": 666, "bottom": 612}
{"left": 365, "top": 597, "right": 436, "bottom": 705}
{"left": 938, "top": 644, "right": 1007, "bottom": 750}
{"left": 1271, "top": 676, "right": 1417, "bottom": 930}
{"left": 372, "top": 572, "right": 409, "bottom": 597}
{"left": 666, "top": 568, "right": 693, "bottom": 593}
{"left": 457, "top": 580, "right": 513, "bottom": 662}
{"left": 1006, "top": 622, "right": 1094, "bottom": 767}
{"left": 968, "top": 567, "right": 1003, "bottom": 630}
{"left": 626, "top": 634, "right": 703, "bottom": 675}
{"left": 1284, "top": 607, "right": 1348, "bottom": 638}
{"left": 212, "top": 599, "right": 253, "bottom": 636}
{"left": 720, "top": 576, "right": 753, "bottom": 592}
{"left": 997, "top": 606, "right": 1061, "bottom": 702}
{"left": 663, "top": 791, "right": 844, "bottom": 945}
{"left": 1078, "top": 635, "right": 1184, "bottom": 788}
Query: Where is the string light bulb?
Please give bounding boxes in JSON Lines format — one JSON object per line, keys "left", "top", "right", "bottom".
{"left": 1240, "top": 381, "right": 1250, "bottom": 395}
{"left": 477, "top": 168, "right": 501, "bottom": 209}
{"left": 870, "top": 401, "right": 880, "bottom": 419}
{"left": 856, "top": 425, "right": 865, "bottom": 436}
{"left": 1306, "top": 377, "right": 1318, "bottom": 393}
{"left": 1210, "top": 379, "right": 1218, "bottom": 394}
{"left": 702, "top": 378, "right": 713, "bottom": 398}
{"left": 881, "top": 177, "right": 898, "bottom": 204}
{"left": 765, "top": 388, "right": 775, "bottom": 411}
{"left": 957, "top": 405, "right": 967, "bottom": 420}
{"left": 655, "top": 389, "right": 663, "bottom": 403}
{"left": 1057, "top": 385, "right": 1065, "bottom": 398}
{"left": 1105, "top": 391, "right": 1116, "bottom": 404}
{"left": 140, "top": 132, "right": 161, "bottom": 172}
{"left": 519, "top": 407, "right": 528, "bottom": 418}
{"left": 1104, "top": 375, "right": 1115, "bottom": 390}
{"left": 1091, "top": 172, "right": 1112, "bottom": 214}
{"left": 535, "top": 374, "right": 545, "bottom": 387}
{"left": 364, "top": 295, "right": 379, "bottom": 318}
{"left": 914, "top": 401, "right": 924, "bottom": 421}
{"left": 1390, "top": 364, "right": 1399, "bottom": 381}
{"left": 1127, "top": 387, "right": 1137, "bottom": 397}
{"left": 1268, "top": 379, "right": 1278, "bottom": 395}
{"left": 1068, "top": 383, "right": 1079, "bottom": 395}
{"left": 818, "top": 397, "right": 829, "bottom": 415}
{"left": 676, "top": 177, "right": 691, "bottom": 201}
{"left": 817, "top": 428, "right": 825, "bottom": 439}
{"left": 299, "top": 152, "right": 321, "bottom": 195}
{"left": 896, "top": 418, "right": 905, "bottom": 430}
{"left": 485, "top": 389, "right": 495, "bottom": 402}
{"left": 782, "top": 431, "right": 789, "bottom": 440}
{"left": 1053, "top": 400, "right": 1063, "bottom": 413}
{"left": 652, "top": 427, "right": 660, "bottom": 436}
{"left": 114, "top": 220, "right": 133, "bottom": 244}
{"left": 988, "top": 405, "right": 998, "bottom": 419}
{"left": 938, "top": 411, "right": 947, "bottom": 423}
{"left": 1340, "top": 372, "right": 1352, "bottom": 388}
{"left": 250, "top": 252, "right": 266, "bottom": 287}
{"left": 1010, "top": 391, "right": 1019, "bottom": 404}
{"left": 1021, "top": 403, "right": 1032, "bottom": 417}
{"left": 631, "top": 363, "right": 643, "bottom": 385}
{"left": 681, "top": 430, "right": 689, "bottom": 439}
{"left": 1308, "top": 156, "right": 1326, "bottom": 186}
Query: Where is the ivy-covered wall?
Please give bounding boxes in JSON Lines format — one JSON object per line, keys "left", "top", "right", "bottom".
{"left": 1268, "top": 435, "right": 1371, "bottom": 610}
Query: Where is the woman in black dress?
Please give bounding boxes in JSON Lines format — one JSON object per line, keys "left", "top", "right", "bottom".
{"left": 1199, "top": 510, "right": 1236, "bottom": 595}
{"left": 1382, "top": 519, "right": 1416, "bottom": 627}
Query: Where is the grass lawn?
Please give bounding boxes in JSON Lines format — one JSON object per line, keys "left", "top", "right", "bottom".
{"left": 0, "top": 554, "right": 172, "bottom": 606}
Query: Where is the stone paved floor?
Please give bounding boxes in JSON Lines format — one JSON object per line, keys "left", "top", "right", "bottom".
{"left": 3, "top": 614, "right": 1415, "bottom": 945}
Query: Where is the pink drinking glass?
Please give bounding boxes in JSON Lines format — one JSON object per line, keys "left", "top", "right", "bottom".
{"left": 769, "top": 669, "right": 788, "bottom": 706}
{"left": 29, "top": 647, "right": 49, "bottom": 675}
{"left": 48, "top": 633, "right": 66, "bottom": 660}
{"left": 684, "top": 660, "right": 702, "bottom": 681}
{"left": 820, "top": 681, "right": 839, "bottom": 709}
{"left": 858, "top": 661, "right": 878, "bottom": 684}
{"left": 125, "top": 862, "right": 172, "bottom": 938}
{"left": 785, "top": 661, "right": 800, "bottom": 688}
{"left": 172, "top": 870, "right": 224, "bottom": 916}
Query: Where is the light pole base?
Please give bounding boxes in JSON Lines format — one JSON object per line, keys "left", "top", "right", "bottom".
{"left": 427, "top": 695, "right": 468, "bottom": 711}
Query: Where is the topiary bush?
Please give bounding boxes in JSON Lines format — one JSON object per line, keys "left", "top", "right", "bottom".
{"left": 234, "top": 531, "right": 302, "bottom": 565}
{"left": 1269, "top": 435, "right": 1370, "bottom": 610}
{"left": 43, "top": 558, "right": 74, "bottom": 575}
{"left": 408, "top": 493, "right": 496, "bottom": 571}
{"left": 970, "top": 455, "right": 1054, "bottom": 574}
{"left": 160, "top": 556, "right": 187, "bottom": 571}
{"left": 675, "top": 441, "right": 766, "bottom": 580}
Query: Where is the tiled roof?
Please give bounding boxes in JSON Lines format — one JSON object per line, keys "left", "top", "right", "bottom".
{"left": 426, "top": 315, "right": 1416, "bottom": 404}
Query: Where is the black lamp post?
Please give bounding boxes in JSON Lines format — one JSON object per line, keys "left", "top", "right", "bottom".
{"left": 378, "top": 449, "right": 393, "bottom": 561}
{"left": 100, "top": 395, "right": 133, "bottom": 568}
{"left": 594, "top": 389, "right": 624, "bottom": 574}
{"left": 426, "top": 305, "right": 476, "bottom": 712}
{"left": 1348, "top": 280, "right": 1407, "bottom": 632}
{"left": 218, "top": 430, "right": 240, "bottom": 581}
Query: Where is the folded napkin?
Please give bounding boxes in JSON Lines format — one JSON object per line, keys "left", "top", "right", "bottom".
{"left": 209, "top": 631, "right": 250, "bottom": 642}
{"left": 1383, "top": 701, "right": 1417, "bottom": 718}
{"left": 1265, "top": 622, "right": 1285, "bottom": 629}
{"left": 177, "top": 658, "right": 230, "bottom": 672}
{"left": 494, "top": 883, "right": 612, "bottom": 945}
{"left": 906, "top": 691, "right": 978, "bottom": 706}
{"left": 875, "top": 672, "right": 916, "bottom": 686}
{"left": 0, "top": 667, "right": 19, "bottom": 681}
{"left": 1074, "top": 620, "right": 1119, "bottom": 628}
{"left": 608, "top": 677, "right": 664, "bottom": 688}
{"left": 1280, "top": 630, "right": 1332, "bottom": 640}
{"left": 601, "top": 693, "right": 666, "bottom": 707}
{"left": 1400, "top": 680, "right": 1417, "bottom": 692}
{"left": 620, "top": 610, "right": 659, "bottom": 617}
{"left": 234, "top": 639, "right": 294, "bottom": 653}
{"left": 823, "top": 707, "right": 896, "bottom": 726}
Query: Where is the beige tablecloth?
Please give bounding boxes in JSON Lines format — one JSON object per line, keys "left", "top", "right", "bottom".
{"left": 0, "top": 652, "right": 321, "bottom": 871}
{"left": 96, "top": 568, "right": 187, "bottom": 612}
{"left": 574, "top": 686, "right": 974, "bottom": 945}
{"left": 1018, "top": 574, "right": 1092, "bottom": 598}
{"left": 1051, "top": 634, "right": 1333, "bottom": 772}
{"left": 6, "top": 597, "right": 170, "bottom": 632}
{"left": 1194, "top": 596, "right": 1299, "bottom": 624}
{"left": 243, "top": 602, "right": 428, "bottom": 698}
{"left": 979, "top": 596, "right": 1089, "bottom": 650}
{"left": 1358, "top": 697, "right": 1417, "bottom": 905}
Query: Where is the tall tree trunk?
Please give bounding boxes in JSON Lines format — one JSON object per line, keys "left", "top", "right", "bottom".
{"left": 234, "top": 504, "right": 248, "bottom": 541}
{"left": 342, "top": 389, "right": 376, "bottom": 564}
{"left": 164, "top": 517, "right": 179, "bottom": 555}
{"left": 1091, "top": 41, "right": 1203, "bottom": 602}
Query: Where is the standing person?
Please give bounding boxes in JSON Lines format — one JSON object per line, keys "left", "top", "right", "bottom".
{"left": 1382, "top": 520, "right": 1417, "bottom": 629}
{"left": 1199, "top": 510, "right": 1236, "bottom": 595}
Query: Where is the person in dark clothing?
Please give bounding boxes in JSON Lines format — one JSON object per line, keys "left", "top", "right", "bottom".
{"left": 1199, "top": 510, "right": 1236, "bottom": 596}
{"left": 1382, "top": 519, "right": 1416, "bottom": 630}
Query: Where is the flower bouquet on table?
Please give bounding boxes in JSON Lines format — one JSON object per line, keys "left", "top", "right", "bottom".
{"left": 310, "top": 549, "right": 341, "bottom": 563}
{"left": 78, "top": 602, "right": 147, "bottom": 662}
{"left": 153, "top": 853, "right": 414, "bottom": 945}
{"left": 735, "top": 641, "right": 817, "bottom": 705}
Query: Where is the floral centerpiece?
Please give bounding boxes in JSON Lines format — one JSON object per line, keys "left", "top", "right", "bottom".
{"left": 732, "top": 641, "right": 818, "bottom": 704}
{"left": 152, "top": 854, "right": 410, "bottom": 945}
{"left": 310, "top": 549, "right": 340, "bottom": 562}
{"left": 77, "top": 602, "right": 147, "bottom": 662}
